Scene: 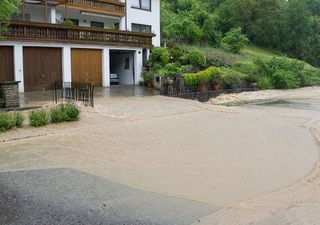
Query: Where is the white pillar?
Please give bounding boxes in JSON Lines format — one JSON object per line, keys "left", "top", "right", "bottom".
{"left": 62, "top": 46, "right": 72, "bottom": 82}
{"left": 50, "top": 8, "right": 56, "bottom": 24}
{"left": 14, "top": 44, "right": 24, "bottom": 92}
{"left": 103, "top": 48, "right": 110, "bottom": 87}
{"left": 135, "top": 49, "right": 143, "bottom": 85}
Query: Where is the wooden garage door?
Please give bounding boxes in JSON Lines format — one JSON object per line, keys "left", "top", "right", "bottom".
{"left": 23, "top": 47, "right": 62, "bottom": 92}
{"left": 71, "top": 49, "right": 102, "bottom": 86}
{"left": 0, "top": 46, "right": 14, "bottom": 82}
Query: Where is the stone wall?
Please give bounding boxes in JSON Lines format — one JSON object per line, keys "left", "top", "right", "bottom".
{"left": 0, "top": 82, "right": 20, "bottom": 109}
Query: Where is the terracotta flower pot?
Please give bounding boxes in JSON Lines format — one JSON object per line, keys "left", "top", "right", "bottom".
{"left": 212, "top": 84, "right": 220, "bottom": 91}
{"left": 198, "top": 84, "right": 206, "bottom": 92}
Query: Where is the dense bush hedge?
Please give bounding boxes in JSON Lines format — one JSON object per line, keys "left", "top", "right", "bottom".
{"left": 0, "top": 112, "right": 15, "bottom": 132}
{"left": 29, "top": 110, "right": 49, "bottom": 127}
{"left": 51, "top": 103, "right": 80, "bottom": 123}
{"left": 150, "top": 48, "right": 170, "bottom": 66}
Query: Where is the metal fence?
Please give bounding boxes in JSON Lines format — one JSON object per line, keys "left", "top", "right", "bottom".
{"left": 54, "top": 82, "right": 94, "bottom": 107}
{"left": 160, "top": 76, "right": 258, "bottom": 102}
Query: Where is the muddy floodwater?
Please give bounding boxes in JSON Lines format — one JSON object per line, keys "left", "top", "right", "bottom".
{"left": 1, "top": 86, "right": 320, "bottom": 225}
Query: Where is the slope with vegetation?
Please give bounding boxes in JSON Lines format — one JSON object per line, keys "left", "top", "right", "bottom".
{"left": 144, "top": 0, "right": 320, "bottom": 91}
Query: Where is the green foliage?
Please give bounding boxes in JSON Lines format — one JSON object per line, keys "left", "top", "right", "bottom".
{"left": 183, "top": 73, "right": 198, "bottom": 86}
{"left": 14, "top": 112, "right": 24, "bottom": 128}
{"left": 0, "top": 112, "right": 15, "bottom": 132}
{"left": 234, "top": 61, "right": 259, "bottom": 83}
{"left": 257, "top": 76, "right": 273, "bottom": 89}
{"left": 187, "top": 50, "right": 206, "bottom": 67}
{"left": 150, "top": 48, "right": 170, "bottom": 66}
{"left": 222, "top": 27, "right": 249, "bottom": 53}
{"left": 29, "top": 110, "right": 49, "bottom": 127}
{"left": 142, "top": 70, "right": 154, "bottom": 84}
{"left": 0, "top": 0, "right": 21, "bottom": 36}
{"left": 62, "top": 103, "right": 80, "bottom": 122}
{"left": 300, "top": 69, "right": 320, "bottom": 86}
{"left": 197, "top": 70, "right": 211, "bottom": 85}
{"left": 206, "top": 67, "right": 222, "bottom": 84}
{"left": 51, "top": 103, "right": 79, "bottom": 123}
{"left": 272, "top": 69, "right": 301, "bottom": 89}
{"left": 221, "top": 67, "right": 244, "bottom": 88}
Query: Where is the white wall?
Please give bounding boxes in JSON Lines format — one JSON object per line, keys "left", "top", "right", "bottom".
{"left": 126, "top": 0, "right": 161, "bottom": 46}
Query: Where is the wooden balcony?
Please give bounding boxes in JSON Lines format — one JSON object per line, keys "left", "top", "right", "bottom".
{"left": 58, "top": 0, "right": 126, "bottom": 17}
{"left": 2, "top": 21, "right": 154, "bottom": 47}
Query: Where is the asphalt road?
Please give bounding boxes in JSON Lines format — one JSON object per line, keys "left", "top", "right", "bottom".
{"left": 0, "top": 168, "right": 218, "bottom": 225}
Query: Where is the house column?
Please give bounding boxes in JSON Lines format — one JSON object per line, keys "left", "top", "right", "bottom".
{"left": 135, "top": 48, "right": 143, "bottom": 85}
{"left": 50, "top": 8, "right": 56, "bottom": 24}
{"left": 102, "top": 48, "right": 110, "bottom": 87}
{"left": 62, "top": 46, "right": 72, "bottom": 83}
{"left": 14, "top": 44, "right": 24, "bottom": 92}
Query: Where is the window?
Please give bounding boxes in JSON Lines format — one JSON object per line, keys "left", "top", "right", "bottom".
{"left": 132, "top": 23, "right": 152, "bottom": 33}
{"left": 131, "top": 0, "right": 151, "bottom": 10}
{"left": 114, "top": 22, "right": 120, "bottom": 30}
{"left": 91, "top": 21, "right": 104, "bottom": 28}
{"left": 64, "top": 18, "right": 79, "bottom": 26}
{"left": 124, "top": 57, "right": 130, "bottom": 70}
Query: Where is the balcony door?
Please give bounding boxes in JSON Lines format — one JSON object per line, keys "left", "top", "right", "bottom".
{"left": 23, "top": 47, "right": 62, "bottom": 92}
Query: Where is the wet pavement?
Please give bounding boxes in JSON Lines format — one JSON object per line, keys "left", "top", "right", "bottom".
{"left": 19, "top": 85, "right": 159, "bottom": 108}
{"left": 0, "top": 168, "right": 218, "bottom": 225}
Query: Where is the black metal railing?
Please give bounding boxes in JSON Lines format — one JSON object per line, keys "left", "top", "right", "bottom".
{"left": 160, "top": 76, "right": 258, "bottom": 102}
{"left": 54, "top": 82, "right": 94, "bottom": 107}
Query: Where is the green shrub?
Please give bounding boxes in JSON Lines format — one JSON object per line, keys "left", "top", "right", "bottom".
{"left": 197, "top": 70, "right": 210, "bottom": 85}
{"left": 63, "top": 103, "right": 80, "bottom": 122}
{"left": 183, "top": 73, "right": 198, "bottom": 86}
{"left": 257, "top": 76, "right": 273, "bottom": 89}
{"left": 29, "top": 110, "right": 49, "bottom": 127}
{"left": 187, "top": 50, "right": 206, "bottom": 67}
{"left": 221, "top": 68, "right": 244, "bottom": 88}
{"left": 206, "top": 67, "right": 221, "bottom": 84}
{"left": 51, "top": 106, "right": 65, "bottom": 123}
{"left": 14, "top": 112, "right": 24, "bottom": 128}
{"left": 150, "top": 48, "right": 170, "bottom": 66}
{"left": 272, "top": 69, "right": 301, "bottom": 89}
{"left": 299, "top": 69, "right": 320, "bottom": 86}
{"left": 169, "top": 46, "right": 185, "bottom": 62}
{"left": 222, "top": 27, "right": 249, "bottom": 53}
{"left": 0, "top": 112, "right": 15, "bottom": 132}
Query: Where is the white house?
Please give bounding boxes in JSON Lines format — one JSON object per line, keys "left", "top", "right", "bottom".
{"left": 0, "top": 0, "right": 160, "bottom": 92}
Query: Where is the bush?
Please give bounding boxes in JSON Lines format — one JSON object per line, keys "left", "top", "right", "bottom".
{"left": 63, "top": 103, "right": 80, "bottom": 122}
{"left": 299, "top": 69, "right": 320, "bottom": 87}
{"left": 197, "top": 70, "right": 211, "bottom": 85}
{"left": 150, "top": 48, "right": 170, "bottom": 66}
{"left": 187, "top": 50, "right": 206, "bottom": 67}
{"left": 14, "top": 112, "right": 24, "bottom": 128}
{"left": 221, "top": 68, "right": 244, "bottom": 88}
{"left": 183, "top": 73, "right": 198, "bottom": 86}
{"left": 51, "top": 106, "right": 65, "bottom": 123}
{"left": 272, "top": 69, "right": 301, "bottom": 89}
{"left": 29, "top": 110, "right": 49, "bottom": 127}
{"left": 0, "top": 112, "right": 15, "bottom": 132}
{"left": 257, "top": 76, "right": 273, "bottom": 89}
{"left": 206, "top": 67, "right": 221, "bottom": 84}
{"left": 222, "top": 27, "right": 249, "bottom": 53}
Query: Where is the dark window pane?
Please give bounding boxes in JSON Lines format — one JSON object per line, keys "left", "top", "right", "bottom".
{"left": 91, "top": 21, "right": 104, "bottom": 28}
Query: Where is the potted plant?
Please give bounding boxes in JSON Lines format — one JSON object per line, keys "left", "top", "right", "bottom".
{"left": 197, "top": 71, "right": 210, "bottom": 92}
{"left": 142, "top": 71, "right": 153, "bottom": 88}
{"left": 208, "top": 67, "right": 222, "bottom": 91}
{"left": 222, "top": 69, "right": 242, "bottom": 90}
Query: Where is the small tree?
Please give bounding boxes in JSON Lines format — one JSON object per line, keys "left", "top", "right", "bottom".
{"left": 222, "top": 27, "right": 249, "bottom": 53}
{"left": 0, "top": 0, "right": 21, "bottom": 37}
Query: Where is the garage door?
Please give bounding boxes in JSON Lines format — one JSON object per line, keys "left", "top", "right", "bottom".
{"left": 23, "top": 47, "right": 62, "bottom": 92}
{"left": 0, "top": 46, "right": 14, "bottom": 82}
{"left": 71, "top": 49, "right": 102, "bottom": 86}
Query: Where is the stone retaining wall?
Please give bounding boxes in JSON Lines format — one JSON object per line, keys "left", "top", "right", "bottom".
{"left": 0, "top": 82, "right": 20, "bottom": 109}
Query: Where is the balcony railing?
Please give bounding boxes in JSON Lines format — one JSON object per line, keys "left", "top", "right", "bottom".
{"left": 59, "top": 0, "right": 126, "bottom": 17}
{"left": 2, "top": 21, "right": 154, "bottom": 47}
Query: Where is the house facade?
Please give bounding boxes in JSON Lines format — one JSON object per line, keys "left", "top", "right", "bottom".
{"left": 0, "top": 0, "right": 160, "bottom": 92}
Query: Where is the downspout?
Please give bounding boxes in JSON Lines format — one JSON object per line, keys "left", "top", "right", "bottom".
{"left": 125, "top": 0, "right": 128, "bottom": 30}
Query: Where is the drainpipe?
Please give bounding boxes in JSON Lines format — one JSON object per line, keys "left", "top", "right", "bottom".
{"left": 125, "top": 0, "right": 128, "bottom": 30}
